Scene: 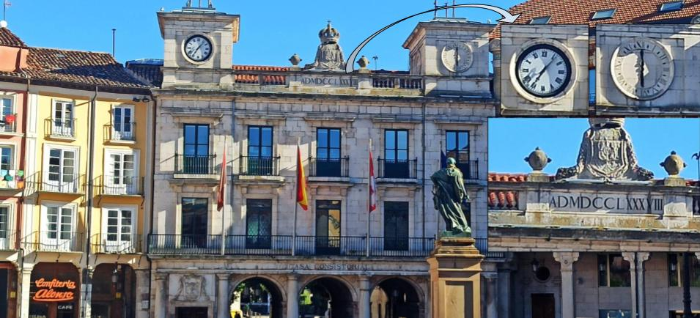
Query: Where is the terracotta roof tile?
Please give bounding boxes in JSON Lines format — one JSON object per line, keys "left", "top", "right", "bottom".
{"left": 0, "top": 28, "right": 26, "bottom": 48}
{"left": 126, "top": 59, "right": 164, "bottom": 87}
{"left": 233, "top": 65, "right": 288, "bottom": 85}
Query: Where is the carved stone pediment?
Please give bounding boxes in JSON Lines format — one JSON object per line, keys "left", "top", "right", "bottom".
{"left": 175, "top": 274, "right": 210, "bottom": 302}
{"left": 556, "top": 118, "right": 653, "bottom": 181}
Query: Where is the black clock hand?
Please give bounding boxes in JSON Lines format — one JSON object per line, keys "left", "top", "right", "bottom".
{"left": 639, "top": 49, "right": 645, "bottom": 88}
{"left": 533, "top": 56, "right": 556, "bottom": 86}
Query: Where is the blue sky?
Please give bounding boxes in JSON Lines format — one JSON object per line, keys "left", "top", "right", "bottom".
{"left": 489, "top": 118, "right": 700, "bottom": 179}
{"left": 3, "top": 0, "right": 519, "bottom": 69}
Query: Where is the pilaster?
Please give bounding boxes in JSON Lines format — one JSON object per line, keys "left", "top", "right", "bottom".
{"left": 553, "top": 252, "right": 579, "bottom": 318}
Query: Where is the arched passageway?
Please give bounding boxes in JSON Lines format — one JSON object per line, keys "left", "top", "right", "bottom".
{"left": 299, "top": 277, "right": 354, "bottom": 318}
{"left": 91, "top": 264, "right": 137, "bottom": 318}
{"left": 231, "top": 277, "right": 284, "bottom": 318}
{"left": 371, "top": 278, "right": 420, "bottom": 318}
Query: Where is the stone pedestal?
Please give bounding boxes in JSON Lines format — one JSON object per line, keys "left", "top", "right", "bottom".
{"left": 427, "top": 238, "right": 484, "bottom": 318}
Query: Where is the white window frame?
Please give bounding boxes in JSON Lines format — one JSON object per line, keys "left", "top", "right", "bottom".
{"left": 0, "top": 204, "right": 12, "bottom": 249}
{"left": 51, "top": 99, "right": 74, "bottom": 137}
{"left": 112, "top": 104, "right": 135, "bottom": 141}
{"left": 40, "top": 202, "right": 77, "bottom": 252}
{"left": 0, "top": 94, "right": 14, "bottom": 133}
{"left": 104, "top": 149, "right": 139, "bottom": 195}
{"left": 43, "top": 144, "right": 80, "bottom": 193}
{"left": 101, "top": 205, "right": 137, "bottom": 253}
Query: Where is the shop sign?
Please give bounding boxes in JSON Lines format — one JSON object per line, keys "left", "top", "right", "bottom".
{"left": 32, "top": 278, "right": 77, "bottom": 302}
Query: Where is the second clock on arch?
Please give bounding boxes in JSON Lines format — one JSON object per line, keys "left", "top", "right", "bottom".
{"left": 515, "top": 44, "right": 573, "bottom": 98}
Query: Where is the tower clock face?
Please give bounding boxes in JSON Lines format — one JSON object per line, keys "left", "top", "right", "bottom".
{"left": 184, "top": 35, "right": 213, "bottom": 62}
{"left": 611, "top": 38, "right": 674, "bottom": 100}
{"left": 441, "top": 42, "right": 474, "bottom": 73}
{"left": 515, "top": 44, "right": 572, "bottom": 98}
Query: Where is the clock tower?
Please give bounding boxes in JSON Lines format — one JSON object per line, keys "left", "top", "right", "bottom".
{"left": 157, "top": 1, "right": 240, "bottom": 88}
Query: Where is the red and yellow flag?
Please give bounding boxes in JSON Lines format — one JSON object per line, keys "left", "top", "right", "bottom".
{"left": 296, "top": 144, "right": 309, "bottom": 211}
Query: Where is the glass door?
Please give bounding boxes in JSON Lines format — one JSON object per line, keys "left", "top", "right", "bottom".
{"left": 245, "top": 199, "right": 272, "bottom": 249}
{"left": 181, "top": 198, "right": 208, "bottom": 248}
{"left": 113, "top": 107, "right": 133, "bottom": 141}
{"left": 105, "top": 208, "right": 134, "bottom": 253}
{"left": 107, "top": 152, "right": 136, "bottom": 195}
{"left": 383, "top": 202, "right": 409, "bottom": 251}
{"left": 0, "top": 207, "right": 8, "bottom": 250}
{"left": 315, "top": 200, "right": 341, "bottom": 255}
{"left": 183, "top": 125, "right": 210, "bottom": 174}
{"left": 44, "top": 206, "right": 74, "bottom": 251}
{"left": 53, "top": 101, "right": 73, "bottom": 137}
{"left": 47, "top": 149, "right": 77, "bottom": 193}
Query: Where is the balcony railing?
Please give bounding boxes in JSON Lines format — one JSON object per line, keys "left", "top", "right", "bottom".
{"left": 238, "top": 156, "right": 281, "bottom": 176}
{"left": 95, "top": 176, "right": 143, "bottom": 196}
{"left": 372, "top": 76, "right": 423, "bottom": 89}
{"left": 0, "top": 114, "right": 17, "bottom": 133}
{"left": 148, "top": 234, "right": 435, "bottom": 257}
{"left": 91, "top": 233, "right": 140, "bottom": 254}
{"left": 457, "top": 159, "right": 480, "bottom": 182}
{"left": 377, "top": 158, "right": 418, "bottom": 179}
{"left": 308, "top": 157, "right": 350, "bottom": 178}
{"left": 174, "top": 154, "right": 217, "bottom": 175}
{"left": 475, "top": 237, "right": 505, "bottom": 259}
{"left": 24, "top": 172, "right": 84, "bottom": 194}
{"left": 105, "top": 122, "right": 136, "bottom": 142}
{"left": 46, "top": 118, "right": 76, "bottom": 138}
{"left": 0, "top": 230, "right": 17, "bottom": 250}
{"left": 23, "top": 231, "right": 83, "bottom": 252}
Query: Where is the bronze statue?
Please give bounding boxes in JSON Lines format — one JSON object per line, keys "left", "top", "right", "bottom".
{"left": 431, "top": 157, "right": 471, "bottom": 236}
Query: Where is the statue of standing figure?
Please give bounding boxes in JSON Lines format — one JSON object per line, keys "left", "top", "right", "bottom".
{"left": 431, "top": 157, "right": 471, "bottom": 236}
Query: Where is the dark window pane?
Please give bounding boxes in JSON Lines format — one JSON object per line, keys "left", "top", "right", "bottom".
{"left": 249, "top": 127, "right": 260, "bottom": 146}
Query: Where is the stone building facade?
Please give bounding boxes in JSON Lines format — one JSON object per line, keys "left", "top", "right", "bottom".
{"left": 144, "top": 4, "right": 494, "bottom": 318}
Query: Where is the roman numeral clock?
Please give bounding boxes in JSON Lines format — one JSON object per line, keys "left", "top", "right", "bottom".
{"left": 516, "top": 44, "right": 572, "bottom": 98}
{"left": 611, "top": 38, "right": 674, "bottom": 101}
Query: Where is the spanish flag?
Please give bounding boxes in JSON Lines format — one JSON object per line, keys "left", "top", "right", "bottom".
{"left": 296, "top": 144, "right": 309, "bottom": 211}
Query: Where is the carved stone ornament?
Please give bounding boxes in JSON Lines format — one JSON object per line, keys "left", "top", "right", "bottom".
{"left": 661, "top": 151, "right": 686, "bottom": 176}
{"left": 305, "top": 22, "right": 347, "bottom": 72}
{"left": 555, "top": 118, "right": 654, "bottom": 181}
{"left": 175, "top": 274, "right": 210, "bottom": 302}
{"left": 357, "top": 55, "right": 370, "bottom": 69}
{"left": 525, "top": 147, "right": 551, "bottom": 172}
{"left": 289, "top": 53, "right": 302, "bottom": 66}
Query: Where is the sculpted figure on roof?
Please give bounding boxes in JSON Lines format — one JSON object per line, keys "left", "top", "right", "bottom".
{"left": 556, "top": 118, "right": 654, "bottom": 181}
{"left": 305, "top": 22, "right": 346, "bottom": 72}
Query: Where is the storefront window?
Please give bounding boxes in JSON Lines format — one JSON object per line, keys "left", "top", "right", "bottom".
{"left": 30, "top": 263, "right": 79, "bottom": 318}
{"left": 598, "top": 254, "right": 631, "bottom": 287}
{"left": 668, "top": 253, "right": 700, "bottom": 287}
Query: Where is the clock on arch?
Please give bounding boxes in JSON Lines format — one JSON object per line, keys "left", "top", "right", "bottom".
{"left": 515, "top": 44, "right": 573, "bottom": 98}
{"left": 611, "top": 38, "right": 674, "bottom": 101}
{"left": 183, "top": 35, "right": 213, "bottom": 62}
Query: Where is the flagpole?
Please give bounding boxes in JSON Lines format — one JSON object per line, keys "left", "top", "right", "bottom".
{"left": 292, "top": 137, "right": 300, "bottom": 256}
{"left": 366, "top": 139, "right": 372, "bottom": 257}
{"left": 221, "top": 136, "right": 227, "bottom": 256}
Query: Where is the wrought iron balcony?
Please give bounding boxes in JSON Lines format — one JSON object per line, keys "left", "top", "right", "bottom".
{"left": 24, "top": 172, "right": 84, "bottom": 194}
{"left": 308, "top": 157, "right": 350, "bottom": 178}
{"left": 174, "top": 154, "right": 217, "bottom": 175}
{"left": 148, "top": 234, "right": 435, "bottom": 257}
{"left": 238, "top": 156, "right": 281, "bottom": 176}
{"left": 94, "top": 176, "right": 143, "bottom": 196}
{"left": 46, "top": 117, "right": 76, "bottom": 138}
{"left": 377, "top": 158, "right": 418, "bottom": 179}
{"left": 105, "top": 122, "right": 136, "bottom": 142}
{"left": 457, "top": 159, "right": 480, "bottom": 182}
{"left": 23, "top": 231, "right": 83, "bottom": 252}
{"left": 91, "top": 233, "right": 141, "bottom": 254}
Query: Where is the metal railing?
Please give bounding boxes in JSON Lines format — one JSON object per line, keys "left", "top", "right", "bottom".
{"left": 308, "top": 157, "right": 350, "bottom": 178}
{"left": 46, "top": 118, "right": 76, "bottom": 138}
{"left": 0, "top": 114, "right": 17, "bottom": 133}
{"left": 23, "top": 231, "right": 83, "bottom": 252}
{"left": 106, "top": 122, "right": 136, "bottom": 141}
{"left": 24, "top": 172, "right": 84, "bottom": 194}
{"left": 148, "top": 234, "right": 435, "bottom": 257}
{"left": 457, "top": 159, "right": 480, "bottom": 182}
{"left": 475, "top": 237, "right": 506, "bottom": 259}
{"left": 377, "top": 158, "right": 418, "bottom": 179}
{"left": 372, "top": 76, "right": 424, "bottom": 89}
{"left": 91, "top": 233, "right": 140, "bottom": 254}
{"left": 174, "top": 154, "right": 217, "bottom": 175}
{"left": 148, "top": 234, "right": 222, "bottom": 255}
{"left": 238, "top": 156, "right": 281, "bottom": 176}
{"left": 95, "top": 176, "right": 143, "bottom": 196}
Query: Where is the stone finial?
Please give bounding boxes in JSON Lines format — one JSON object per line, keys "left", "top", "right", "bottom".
{"left": 357, "top": 56, "right": 370, "bottom": 73}
{"left": 289, "top": 54, "right": 302, "bottom": 67}
{"left": 661, "top": 151, "right": 686, "bottom": 177}
{"left": 525, "top": 147, "right": 551, "bottom": 172}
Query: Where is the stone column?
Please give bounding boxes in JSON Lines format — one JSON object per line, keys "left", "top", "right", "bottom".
{"left": 154, "top": 273, "right": 168, "bottom": 318}
{"left": 636, "top": 253, "right": 650, "bottom": 318}
{"left": 482, "top": 272, "right": 498, "bottom": 318}
{"left": 18, "top": 265, "right": 32, "bottom": 318}
{"left": 621, "top": 252, "right": 638, "bottom": 318}
{"left": 286, "top": 275, "right": 299, "bottom": 318}
{"left": 217, "top": 274, "right": 230, "bottom": 318}
{"left": 359, "top": 276, "right": 372, "bottom": 318}
{"left": 553, "top": 252, "right": 580, "bottom": 318}
{"left": 497, "top": 267, "right": 512, "bottom": 318}
{"left": 134, "top": 269, "right": 150, "bottom": 318}
{"left": 81, "top": 267, "right": 94, "bottom": 318}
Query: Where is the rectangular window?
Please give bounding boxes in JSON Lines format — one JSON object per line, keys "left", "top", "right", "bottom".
{"left": 383, "top": 129, "right": 410, "bottom": 178}
{"left": 598, "top": 254, "right": 631, "bottom": 287}
{"left": 43, "top": 204, "right": 75, "bottom": 251}
{"left": 660, "top": 1, "right": 683, "bottom": 12}
{"left": 246, "top": 199, "right": 272, "bottom": 249}
{"left": 446, "top": 130, "right": 471, "bottom": 176}
{"left": 668, "top": 253, "right": 700, "bottom": 287}
{"left": 104, "top": 208, "right": 134, "bottom": 252}
{"left": 0, "top": 206, "right": 8, "bottom": 248}
{"left": 315, "top": 200, "right": 341, "bottom": 255}
{"left": 592, "top": 9, "right": 616, "bottom": 20}
{"left": 52, "top": 101, "right": 74, "bottom": 137}
{"left": 107, "top": 151, "right": 137, "bottom": 195}
{"left": 0, "top": 97, "right": 13, "bottom": 132}
{"left": 529, "top": 16, "right": 551, "bottom": 24}
{"left": 0, "top": 147, "right": 12, "bottom": 172}
{"left": 112, "top": 106, "right": 134, "bottom": 141}
{"left": 316, "top": 128, "right": 342, "bottom": 177}
{"left": 384, "top": 202, "right": 409, "bottom": 251}
{"left": 181, "top": 198, "right": 208, "bottom": 248}
{"left": 182, "top": 124, "right": 210, "bottom": 174}
{"left": 247, "top": 126, "right": 274, "bottom": 175}
{"left": 46, "top": 148, "right": 77, "bottom": 192}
